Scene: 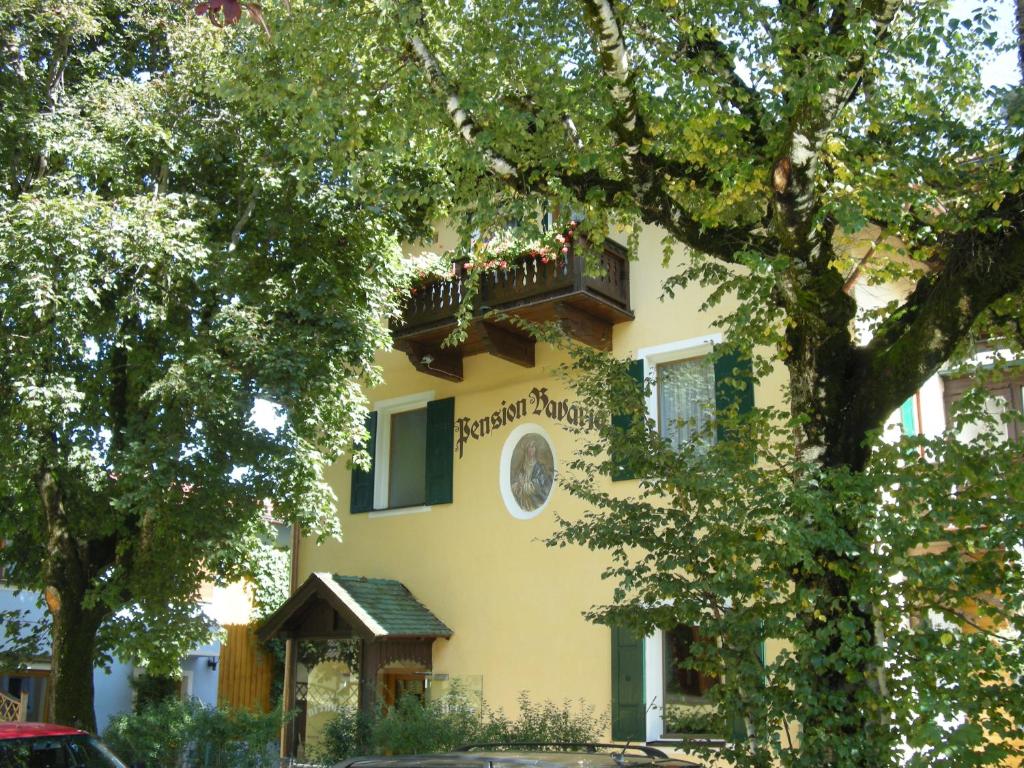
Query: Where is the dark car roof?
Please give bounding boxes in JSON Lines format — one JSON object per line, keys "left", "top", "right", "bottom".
{"left": 339, "top": 748, "right": 699, "bottom": 768}
{"left": 0, "top": 723, "right": 86, "bottom": 739}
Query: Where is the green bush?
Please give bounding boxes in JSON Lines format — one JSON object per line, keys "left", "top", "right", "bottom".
{"left": 313, "top": 690, "right": 604, "bottom": 763}
{"left": 129, "top": 673, "right": 183, "bottom": 710}
{"left": 370, "top": 691, "right": 481, "bottom": 756}
{"left": 478, "top": 694, "right": 604, "bottom": 746}
{"left": 662, "top": 705, "right": 727, "bottom": 737}
{"left": 314, "top": 706, "right": 376, "bottom": 762}
{"left": 104, "top": 698, "right": 282, "bottom": 768}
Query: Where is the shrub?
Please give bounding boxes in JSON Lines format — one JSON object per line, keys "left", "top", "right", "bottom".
{"left": 478, "top": 694, "right": 603, "bottom": 747}
{"left": 104, "top": 698, "right": 282, "bottom": 768}
{"left": 661, "top": 705, "right": 727, "bottom": 737}
{"left": 314, "top": 706, "right": 376, "bottom": 763}
{"left": 129, "top": 673, "right": 183, "bottom": 710}
{"left": 313, "top": 690, "right": 605, "bottom": 763}
{"left": 370, "top": 691, "right": 481, "bottom": 756}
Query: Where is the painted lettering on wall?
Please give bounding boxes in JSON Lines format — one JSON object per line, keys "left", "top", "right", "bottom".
{"left": 456, "top": 387, "right": 602, "bottom": 458}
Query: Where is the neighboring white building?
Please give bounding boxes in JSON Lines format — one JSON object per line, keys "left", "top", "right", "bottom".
{"left": 0, "top": 577, "right": 265, "bottom": 731}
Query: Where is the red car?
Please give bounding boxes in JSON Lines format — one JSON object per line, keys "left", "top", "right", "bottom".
{"left": 0, "top": 723, "right": 127, "bottom": 768}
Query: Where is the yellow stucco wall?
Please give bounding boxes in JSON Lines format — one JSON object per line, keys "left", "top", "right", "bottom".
{"left": 297, "top": 226, "right": 789, "bottom": 744}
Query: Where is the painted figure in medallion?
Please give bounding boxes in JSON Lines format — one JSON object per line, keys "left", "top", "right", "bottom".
{"left": 510, "top": 434, "right": 554, "bottom": 512}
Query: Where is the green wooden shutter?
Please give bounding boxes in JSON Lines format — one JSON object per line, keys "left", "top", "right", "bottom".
{"left": 425, "top": 397, "right": 455, "bottom": 505}
{"left": 728, "top": 630, "right": 766, "bottom": 742}
{"left": 900, "top": 397, "right": 918, "bottom": 436}
{"left": 350, "top": 411, "right": 377, "bottom": 513}
{"left": 611, "top": 359, "right": 645, "bottom": 481}
{"left": 611, "top": 626, "right": 646, "bottom": 741}
{"left": 714, "top": 351, "right": 754, "bottom": 441}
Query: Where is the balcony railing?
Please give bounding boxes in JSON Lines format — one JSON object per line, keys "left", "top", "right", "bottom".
{"left": 391, "top": 239, "right": 632, "bottom": 382}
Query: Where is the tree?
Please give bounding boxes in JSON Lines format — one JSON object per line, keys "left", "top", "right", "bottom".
{"left": 203, "top": 0, "right": 1024, "bottom": 763}
{"left": 0, "top": 0, "right": 413, "bottom": 730}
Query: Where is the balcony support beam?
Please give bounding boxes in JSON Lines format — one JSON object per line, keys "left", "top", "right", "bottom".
{"left": 480, "top": 321, "right": 535, "bottom": 368}
{"left": 555, "top": 302, "right": 613, "bottom": 351}
{"left": 395, "top": 341, "right": 464, "bottom": 382}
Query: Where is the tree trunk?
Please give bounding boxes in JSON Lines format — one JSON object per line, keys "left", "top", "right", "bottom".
{"left": 781, "top": 278, "right": 894, "bottom": 765}
{"left": 38, "top": 470, "right": 105, "bottom": 732}
{"left": 48, "top": 587, "right": 103, "bottom": 732}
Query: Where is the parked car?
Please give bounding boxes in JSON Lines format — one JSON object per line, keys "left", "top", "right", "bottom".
{"left": 335, "top": 743, "right": 700, "bottom": 768}
{"left": 0, "top": 723, "right": 128, "bottom": 768}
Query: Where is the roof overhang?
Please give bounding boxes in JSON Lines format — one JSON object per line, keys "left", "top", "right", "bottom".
{"left": 257, "top": 572, "right": 452, "bottom": 644}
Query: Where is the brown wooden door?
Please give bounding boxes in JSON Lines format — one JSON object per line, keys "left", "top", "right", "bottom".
{"left": 380, "top": 672, "right": 425, "bottom": 711}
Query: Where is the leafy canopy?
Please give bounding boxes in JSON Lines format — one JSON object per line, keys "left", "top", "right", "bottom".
{"left": 0, "top": 0, "right": 409, "bottom": 681}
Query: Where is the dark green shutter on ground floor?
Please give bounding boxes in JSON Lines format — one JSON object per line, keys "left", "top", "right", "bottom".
{"left": 611, "top": 626, "right": 646, "bottom": 741}
{"left": 728, "top": 633, "right": 766, "bottom": 742}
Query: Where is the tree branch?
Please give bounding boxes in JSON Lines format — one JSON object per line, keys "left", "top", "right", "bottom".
{"left": 676, "top": 33, "right": 765, "bottom": 146}
{"left": 228, "top": 194, "right": 256, "bottom": 253}
{"left": 852, "top": 200, "right": 1024, "bottom": 438}
{"left": 406, "top": 33, "right": 519, "bottom": 179}
{"left": 1017, "top": 0, "right": 1024, "bottom": 81}
{"left": 579, "top": 0, "right": 644, "bottom": 162}
{"left": 562, "top": 114, "right": 584, "bottom": 150}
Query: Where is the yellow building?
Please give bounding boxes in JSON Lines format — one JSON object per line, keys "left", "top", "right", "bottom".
{"left": 261, "top": 227, "right": 791, "bottom": 759}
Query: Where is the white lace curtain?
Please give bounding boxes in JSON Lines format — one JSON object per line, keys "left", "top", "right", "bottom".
{"left": 657, "top": 357, "right": 715, "bottom": 451}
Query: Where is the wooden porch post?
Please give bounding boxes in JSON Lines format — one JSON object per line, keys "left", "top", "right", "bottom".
{"left": 280, "top": 638, "right": 297, "bottom": 761}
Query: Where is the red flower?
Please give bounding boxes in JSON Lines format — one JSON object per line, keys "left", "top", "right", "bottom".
{"left": 560, "top": 246, "right": 569, "bottom": 255}
{"left": 195, "top": 0, "right": 270, "bottom": 35}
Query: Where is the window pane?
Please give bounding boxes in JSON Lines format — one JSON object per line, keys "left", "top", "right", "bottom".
{"left": 957, "top": 390, "right": 1009, "bottom": 445}
{"left": 664, "top": 625, "right": 717, "bottom": 704}
{"left": 657, "top": 357, "right": 715, "bottom": 450}
{"left": 389, "top": 408, "right": 427, "bottom": 507}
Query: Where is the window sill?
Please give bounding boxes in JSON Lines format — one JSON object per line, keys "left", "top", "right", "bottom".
{"left": 649, "top": 737, "right": 726, "bottom": 747}
{"left": 368, "top": 505, "right": 433, "bottom": 519}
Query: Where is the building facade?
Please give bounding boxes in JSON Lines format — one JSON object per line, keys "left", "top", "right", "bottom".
{"left": 267, "top": 226, "right": 798, "bottom": 759}
{"left": 263, "top": 224, "right": 1022, "bottom": 760}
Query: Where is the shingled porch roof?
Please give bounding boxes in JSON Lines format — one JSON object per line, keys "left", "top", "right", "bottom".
{"left": 257, "top": 572, "right": 452, "bottom": 642}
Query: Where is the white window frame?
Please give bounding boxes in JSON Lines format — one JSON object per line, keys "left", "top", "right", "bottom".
{"left": 638, "top": 334, "right": 721, "bottom": 439}
{"left": 179, "top": 669, "right": 194, "bottom": 700}
{"left": 642, "top": 592, "right": 733, "bottom": 741}
{"left": 370, "top": 390, "right": 435, "bottom": 515}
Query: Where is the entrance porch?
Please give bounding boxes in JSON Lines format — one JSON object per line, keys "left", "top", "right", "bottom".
{"left": 257, "top": 573, "right": 452, "bottom": 759}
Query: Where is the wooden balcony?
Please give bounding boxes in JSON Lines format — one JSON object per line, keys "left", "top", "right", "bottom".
{"left": 391, "top": 239, "right": 633, "bottom": 381}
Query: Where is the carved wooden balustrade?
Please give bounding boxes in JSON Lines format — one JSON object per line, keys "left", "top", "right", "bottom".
{"left": 0, "top": 691, "right": 28, "bottom": 722}
{"left": 392, "top": 239, "right": 633, "bottom": 381}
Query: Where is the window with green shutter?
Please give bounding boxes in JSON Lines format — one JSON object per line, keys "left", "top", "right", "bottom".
{"left": 350, "top": 396, "right": 455, "bottom": 513}
{"left": 639, "top": 346, "right": 754, "bottom": 451}
{"left": 900, "top": 396, "right": 918, "bottom": 437}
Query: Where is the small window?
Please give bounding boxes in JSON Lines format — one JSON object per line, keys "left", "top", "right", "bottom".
{"left": 943, "top": 370, "right": 1024, "bottom": 443}
{"left": 387, "top": 408, "right": 428, "bottom": 508}
{"left": 350, "top": 394, "right": 455, "bottom": 513}
{"left": 656, "top": 356, "right": 716, "bottom": 451}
